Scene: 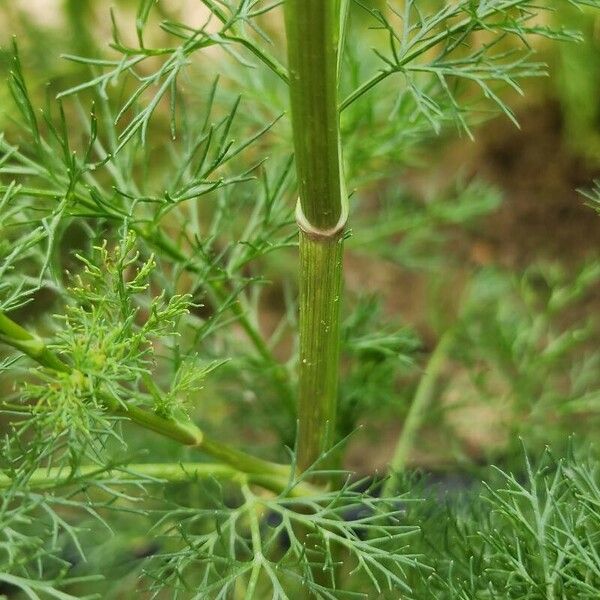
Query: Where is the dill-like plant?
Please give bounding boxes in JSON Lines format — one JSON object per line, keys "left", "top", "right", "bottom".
{"left": 0, "top": 1, "right": 599, "bottom": 597}
{"left": 404, "top": 445, "right": 600, "bottom": 599}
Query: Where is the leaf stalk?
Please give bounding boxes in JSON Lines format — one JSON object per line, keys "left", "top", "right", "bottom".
{"left": 0, "top": 461, "right": 313, "bottom": 497}
{"left": 0, "top": 310, "right": 289, "bottom": 486}
{"left": 384, "top": 329, "right": 455, "bottom": 494}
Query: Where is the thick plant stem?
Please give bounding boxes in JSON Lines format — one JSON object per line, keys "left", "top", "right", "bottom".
{"left": 285, "top": 0, "right": 347, "bottom": 471}
{"left": 297, "top": 230, "right": 344, "bottom": 470}
{"left": 285, "top": 0, "right": 344, "bottom": 231}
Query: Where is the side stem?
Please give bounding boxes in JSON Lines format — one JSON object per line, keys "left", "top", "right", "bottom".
{"left": 0, "top": 462, "right": 314, "bottom": 497}
{"left": 0, "top": 310, "right": 287, "bottom": 483}
{"left": 384, "top": 330, "right": 455, "bottom": 495}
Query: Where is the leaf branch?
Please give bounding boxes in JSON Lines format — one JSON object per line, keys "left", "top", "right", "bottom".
{"left": 340, "top": 0, "right": 587, "bottom": 120}
{"left": 0, "top": 461, "right": 314, "bottom": 497}
{"left": 0, "top": 309, "right": 293, "bottom": 492}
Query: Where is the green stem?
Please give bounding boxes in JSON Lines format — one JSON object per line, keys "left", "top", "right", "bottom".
{"left": 242, "top": 484, "right": 263, "bottom": 600}
{"left": 0, "top": 462, "right": 312, "bottom": 497}
{"left": 0, "top": 310, "right": 287, "bottom": 485}
{"left": 340, "top": 70, "right": 390, "bottom": 112}
{"left": 296, "top": 230, "right": 345, "bottom": 471}
{"left": 200, "top": 435, "right": 287, "bottom": 477}
{"left": 384, "top": 330, "right": 455, "bottom": 495}
{"left": 285, "top": 0, "right": 344, "bottom": 231}
{"left": 0, "top": 312, "right": 68, "bottom": 373}
{"left": 284, "top": 0, "right": 347, "bottom": 471}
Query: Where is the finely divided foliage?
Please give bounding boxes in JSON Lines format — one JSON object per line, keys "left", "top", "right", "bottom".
{"left": 0, "top": 1, "right": 599, "bottom": 598}
{"left": 403, "top": 448, "right": 600, "bottom": 599}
